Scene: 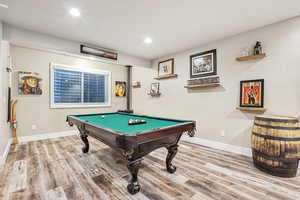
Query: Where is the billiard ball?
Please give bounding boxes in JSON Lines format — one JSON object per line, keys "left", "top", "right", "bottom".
{"left": 101, "top": 115, "right": 105, "bottom": 118}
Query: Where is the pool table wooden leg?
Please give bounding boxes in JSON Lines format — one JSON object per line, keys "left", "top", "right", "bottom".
{"left": 77, "top": 124, "right": 89, "bottom": 153}
{"left": 127, "top": 158, "right": 142, "bottom": 195}
{"left": 80, "top": 135, "right": 89, "bottom": 153}
{"left": 166, "top": 144, "right": 178, "bottom": 174}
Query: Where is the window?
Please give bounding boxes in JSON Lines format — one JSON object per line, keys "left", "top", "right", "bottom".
{"left": 50, "top": 63, "right": 111, "bottom": 108}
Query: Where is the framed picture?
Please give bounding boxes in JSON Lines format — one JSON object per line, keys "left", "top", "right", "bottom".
{"left": 18, "top": 71, "right": 42, "bottom": 95}
{"left": 115, "top": 81, "right": 126, "bottom": 97}
{"left": 240, "top": 79, "right": 264, "bottom": 108}
{"left": 190, "top": 49, "right": 217, "bottom": 78}
{"left": 150, "top": 83, "right": 160, "bottom": 94}
{"left": 158, "top": 58, "right": 174, "bottom": 77}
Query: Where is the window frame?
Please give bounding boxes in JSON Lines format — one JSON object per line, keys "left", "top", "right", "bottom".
{"left": 50, "top": 63, "right": 111, "bottom": 109}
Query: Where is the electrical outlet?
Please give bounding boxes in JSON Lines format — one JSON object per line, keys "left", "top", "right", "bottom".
{"left": 221, "top": 130, "right": 225, "bottom": 137}
{"left": 32, "top": 125, "right": 37, "bottom": 130}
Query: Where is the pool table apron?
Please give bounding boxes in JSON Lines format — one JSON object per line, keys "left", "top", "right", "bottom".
{"left": 70, "top": 119, "right": 194, "bottom": 159}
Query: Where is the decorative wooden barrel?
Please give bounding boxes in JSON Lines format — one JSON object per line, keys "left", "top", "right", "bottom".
{"left": 252, "top": 115, "right": 300, "bottom": 177}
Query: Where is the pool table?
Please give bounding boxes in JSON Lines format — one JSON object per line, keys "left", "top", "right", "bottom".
{"left": 66, "top": 112, "right": 196, "bottom": 194}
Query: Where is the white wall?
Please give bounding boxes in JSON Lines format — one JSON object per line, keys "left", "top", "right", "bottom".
{"left": 0, "top": 20, "right": 11, "bottom": 162}
{"left": 0, "top": 21, "right": 2, "bottom": 39}
{"left": 133, "top": 17, "right": 300, "bottom": 148}
{"left": 11, "top": 45, "right": 128, "bottom": 137}
{"left": 3, "top": 24, "right": 151, "bottom": 68}
{"left": 0, "top": 23, "right": 151, "bottom": 143}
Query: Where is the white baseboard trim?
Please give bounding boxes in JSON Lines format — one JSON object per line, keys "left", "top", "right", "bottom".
{"left": 19, "top": 130, "right": 79, "bottom": 143}
{"left": 0, "top": 138, "right": 12, "bottom": 165}
{"left": 181, "top": 135, "right": 252, "bottom": 157}
{"left": 182, "top": 136, "right": 300, "bottom": 169}
{"left": 0, "top": 130, "right": 78, "bottom": 165}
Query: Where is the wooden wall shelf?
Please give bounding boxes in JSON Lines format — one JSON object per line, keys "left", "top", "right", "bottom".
{"left": 236, "top": 53, "right": 266, "bottom": 61}
{"left": 154, "top": 74, "right": 178, "bottom": 80}
{"left": 147, "top": 93, "right": 161, "bottom": 97}
{"left": 132, "top": 85, "right": 141, "bottom": 88}
{"left": 236, "top": 107, "right": 267, "bottom": 112}
{"left": 132, "top": 81, "right": 141, "bottom": 88}
{"left": 184, "top": 83, "right": 220, "bottom": 89}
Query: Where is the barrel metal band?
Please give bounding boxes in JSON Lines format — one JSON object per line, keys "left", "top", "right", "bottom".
{"left": 252, "top": 131, "right": 300, "bottom": 141}
{"left": 252, "top": 149, "right": 299, "bottom": 161}
{"left": 255, "top": 116, "right": 299, "bottom": 123}
{"left": 254, "top": 122, "right": 300, "bottom": 130}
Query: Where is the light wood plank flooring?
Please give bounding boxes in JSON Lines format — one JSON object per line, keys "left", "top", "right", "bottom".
{"left": 0, "top": 135, "right": 299, "bottom": 200}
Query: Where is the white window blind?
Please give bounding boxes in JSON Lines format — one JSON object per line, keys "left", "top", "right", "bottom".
{"left": 50, "top": 63, "right": 111, "bottom": 108}
{"left": 54, "top": 69, "right": 82, "bottom": 103}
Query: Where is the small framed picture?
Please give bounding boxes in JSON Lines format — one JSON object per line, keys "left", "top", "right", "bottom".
{"left": 115, "top": 81, "right": 126, "bottom": 97}
{"left": 158, "top": 58, "right": 174, "bottom": 77}
{"left": 150, "top": 83, "right": 160, "bottom": 94}
{"left": 240, "top": 79, "right": 264, "bottom": 108}
{"left": 190, "top": 49, "right": 217, "bottom": 78}
{"left": 18, "top": 71, "right": 43, "bottom": 95}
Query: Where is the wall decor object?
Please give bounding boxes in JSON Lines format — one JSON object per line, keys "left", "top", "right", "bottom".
{"left": 240, "top": 48, "right": 251, "bottom": 57}
{"left": 132, "top": 81, "right": 141, "bottom": 88}
{"left": 236, "top": 107, "right": 267, "bottom": 112}
{"left": 254, "top": 41, "right": 263, "bottom": 55}
{"left": 148, "top": 82, "right": 161, "bottom": 96}
{"left": 184, "top": 76, "right": 220, "bottom": 89}
{"left": 236, "top": 41, "right": 266, "bottom": 61}
{"left": 6, "top": 66, "right": 12, "bottom": 122}
{"left": 80, "top": 44, "right": 118, "bottom": 60}
{"left": 236, "top": 53, "right": 266, "bottom": 62}
{"left": 190, "top": 49, "right": 217, "bottom": 78}
{"left": 155, "top": 58, "right": 177, "bottom": 80}
{"left": 240, "top": 79, "right": 264, "bottom": 108}
{"left": 18, "top": 71, "right": 42, "bottom": 95}
{"left": 187, "top": 76, "right": 220, "bottom": 85}
{"left": 150, "top": 83, "right": 160, "bottom": 94}
{"left": 10, "top": 100, "right": 19, "bottom": 144}
{"left": 115, "top": 81, "right": 126, "bottom": 97}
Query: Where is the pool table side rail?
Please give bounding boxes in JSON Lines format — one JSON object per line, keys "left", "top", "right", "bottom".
{"left": 67, "top": 115, "right": 129, "bottom": 150}
{"left": 69, "top": 112, "right": 195, "bottom": 123}
{"left": 66, "top": 115, "right": 123, "bottom": 136}
{"left": 66, "top": 114, "right": 195, "bottom": 138}
{"left": 133, "top": 122, "right": 195, "bottom": 143}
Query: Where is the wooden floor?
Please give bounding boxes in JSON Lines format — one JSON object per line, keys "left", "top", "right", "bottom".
{"left": 0, "top": 136, "right": 300, "bottom": 200}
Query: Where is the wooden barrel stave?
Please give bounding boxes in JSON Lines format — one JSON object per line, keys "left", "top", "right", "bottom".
{"left": 252, "top": 135, "right": 300, "bottom": 158}
{"left": 251, "top": 115, "right": 300, "bottom": 178}
{"left": 253, "top": 159, "right": 298, "bottom": 178}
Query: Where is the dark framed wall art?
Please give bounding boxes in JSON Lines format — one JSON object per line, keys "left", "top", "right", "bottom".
{"left": 240, "top": 79, "right": 264, "bottom": 108}
{"left": 190, "top": 49, "right": 217, "bottom": 78}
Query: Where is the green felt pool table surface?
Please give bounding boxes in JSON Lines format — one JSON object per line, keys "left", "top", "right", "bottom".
{"left": 74, "top": 113, "right": 188, "bottom": 135}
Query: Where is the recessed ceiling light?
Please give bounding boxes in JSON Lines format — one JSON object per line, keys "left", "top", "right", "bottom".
{"left": 144, "top": 37, "right": 153, "bottom": 44}
{"left": 0, "top": 3, "right": 8, "bottom": 8}
{"left": 69, "top": 8, "right": 80, "bottom": 17}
